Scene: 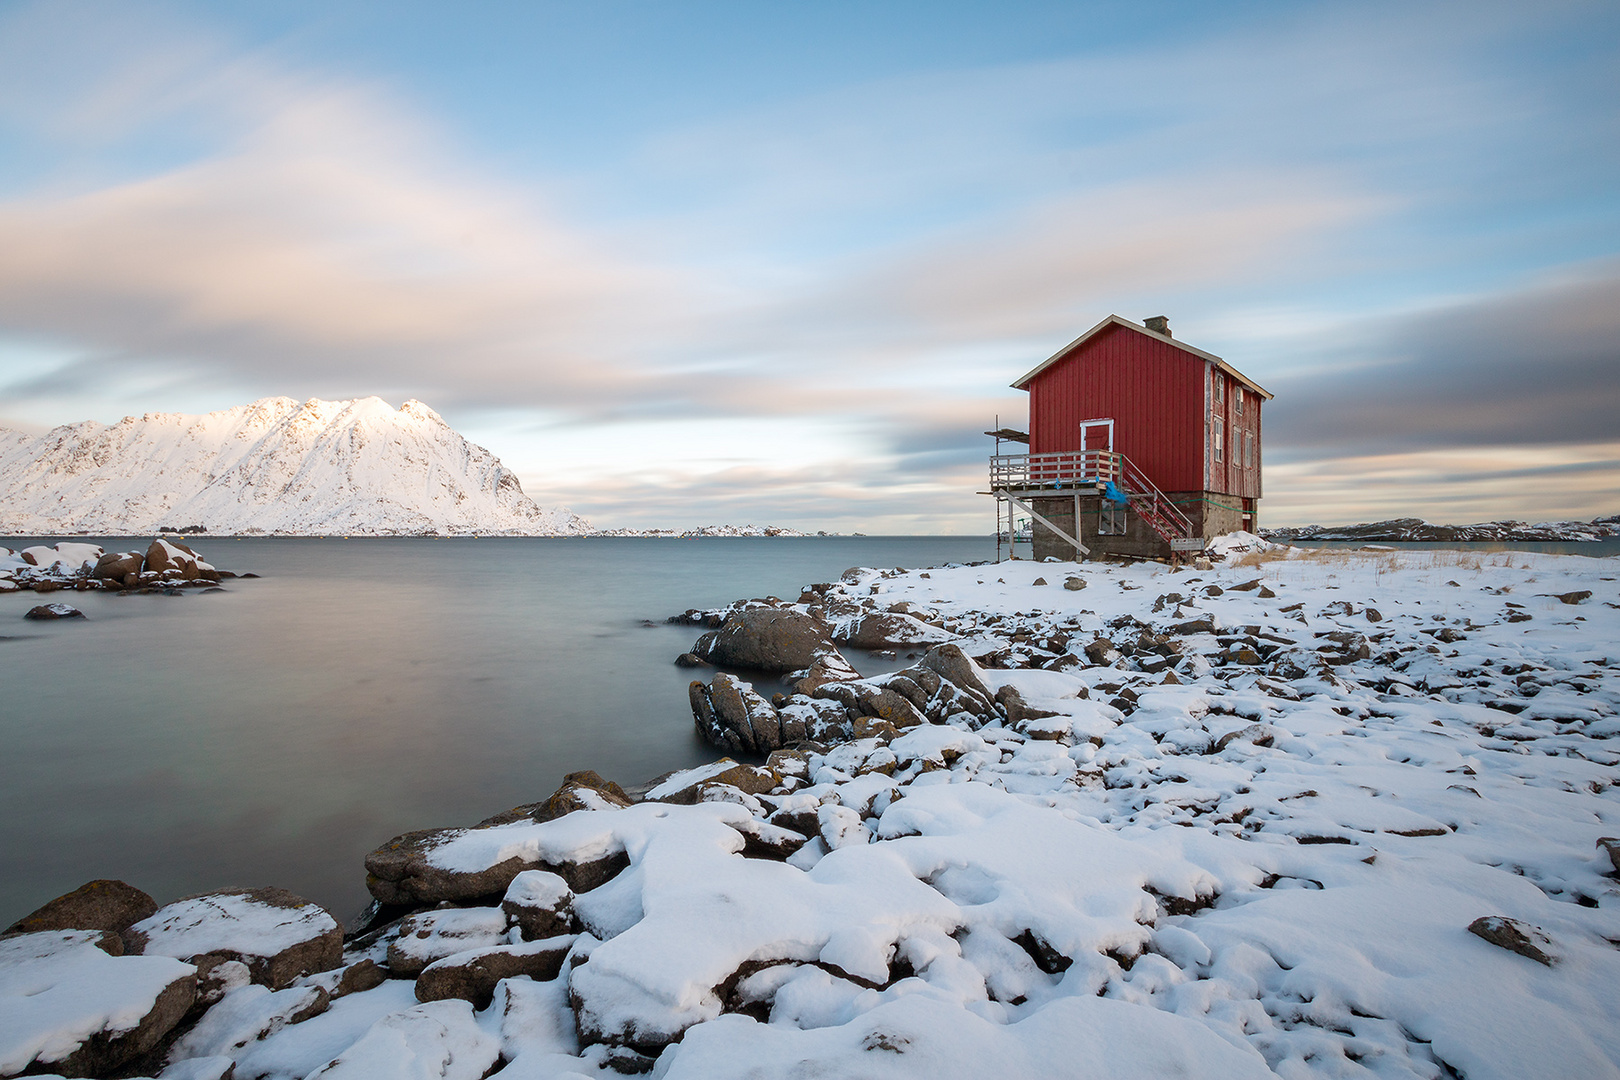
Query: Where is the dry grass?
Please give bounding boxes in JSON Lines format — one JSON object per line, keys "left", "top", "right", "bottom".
{"left": 1235, "top": 546, "right": 1526, "bottom": 571}
{"left": 1226, "top": 545, "right": 1539, "bottom": 590}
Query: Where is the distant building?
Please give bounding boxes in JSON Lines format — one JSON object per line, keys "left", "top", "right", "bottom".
{"left": 988, "top": 314, "right": 1272, "bottom": 561}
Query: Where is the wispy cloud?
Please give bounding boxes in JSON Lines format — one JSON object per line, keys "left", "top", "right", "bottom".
{"left": 0, "top": 1, "right": 1615, "bottom": 529}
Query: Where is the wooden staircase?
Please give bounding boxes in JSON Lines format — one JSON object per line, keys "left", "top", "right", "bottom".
{"left": 1114, "top": 453, "right": 1196, "bottom": 550}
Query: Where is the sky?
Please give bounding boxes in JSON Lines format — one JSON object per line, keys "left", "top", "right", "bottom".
{"left": 0, "top": 0, "right": 1616, "bottom": 531}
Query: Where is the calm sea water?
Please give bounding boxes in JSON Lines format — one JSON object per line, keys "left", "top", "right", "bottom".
{"left": 0, "top": 536, "right": 994, "bottom": 928}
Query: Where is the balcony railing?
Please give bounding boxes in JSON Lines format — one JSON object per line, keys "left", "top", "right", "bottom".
{"left": 990, "top": 449, "right": 1196, "bottom": 545}
{"left": 989, "top": 450, "right": 1122, "bottom": 489}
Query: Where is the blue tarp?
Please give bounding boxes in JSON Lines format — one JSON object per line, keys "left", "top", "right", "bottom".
{"left": 1103, "top": 481, "right": 1129, "bottom": 508}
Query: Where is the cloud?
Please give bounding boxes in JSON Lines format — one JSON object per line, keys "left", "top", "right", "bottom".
{"left": 0, "top": 1, "right": 1615, "bottom": 530}
{"left": 1264, "top": 265, "right": 1620, "bottom": 455}
{"left": 1264, "top": 441, "right": 1620, "bottom": 526}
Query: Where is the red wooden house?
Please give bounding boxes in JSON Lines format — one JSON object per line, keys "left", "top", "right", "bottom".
{"left": 989, "top": 314, "right": 1272, "bottom": 561}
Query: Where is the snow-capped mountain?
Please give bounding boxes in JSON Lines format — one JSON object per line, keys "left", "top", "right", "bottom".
{"left": 0, "top": 397, "right": 592, "bottom": 536}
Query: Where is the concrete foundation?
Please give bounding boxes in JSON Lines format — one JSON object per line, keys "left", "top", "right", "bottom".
{"left": 1029, "top": 490, "right": 1253, "bottom": 562}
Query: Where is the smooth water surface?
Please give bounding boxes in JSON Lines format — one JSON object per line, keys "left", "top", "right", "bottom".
{"left": 0, "top": 536, "right": 993, "bottom": 926}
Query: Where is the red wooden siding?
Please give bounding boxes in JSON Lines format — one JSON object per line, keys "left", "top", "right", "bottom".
{"left": 1026, "top": 322, "right": 1262, "bottom": 499}
{"left": 1206, "top": 371, "right": 1262, "bottom": 500}
{"left": 1026, "top": 322, "right": 1208, "bottom": 492}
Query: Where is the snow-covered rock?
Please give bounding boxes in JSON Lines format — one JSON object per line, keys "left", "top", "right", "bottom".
{"left": 383, "top": 908, "right": 509, "bottom": 978}
{"left": 126, "top": 887, "right": 342, "bottom": 990}
{"left": 0, "top": 930, "right": 196, "bottom": 1077}
{"left": 0, "top": 397, "right": 590, "bottom": 536}
{"left": 301, "top": 1000, "right": 501, "bottom": 1080}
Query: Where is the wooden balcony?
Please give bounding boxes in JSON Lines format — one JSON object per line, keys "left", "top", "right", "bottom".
{"left": 988, "top": 450, "right": 1122, "bottom": 492}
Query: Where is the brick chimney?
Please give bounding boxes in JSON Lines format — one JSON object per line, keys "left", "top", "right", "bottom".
{"left": 1143, "top": 315, "right": 1171, "bottom": 337}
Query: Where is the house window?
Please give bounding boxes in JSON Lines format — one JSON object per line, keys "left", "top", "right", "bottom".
{"left": 1245, "top": 431, "right": 1254, "bottom": 468}
{"left": 1213, "top": 375, "right": 1223, "bottom": 407}
{"left": 1213, "top": 419, "right": 1224, "bottom": 463}
{"left": 1235, "top": 390, "right": 1243, "bottom": 416}
{"left": 1099, "top": 505, "right": 1124, "bottom": 535}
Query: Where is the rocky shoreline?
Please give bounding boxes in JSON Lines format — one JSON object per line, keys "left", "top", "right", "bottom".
{"left": 2, "top": 539, "right": 247, "bottom": 595}
{"left": 3, "top": 542, "right": 1619, "bottom": 1079}
{"left": 1262, "top": 514, "right": 1620, "bottom": 543}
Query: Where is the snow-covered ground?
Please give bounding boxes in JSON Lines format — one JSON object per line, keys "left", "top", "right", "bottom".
{"left": 0, "top": 397, "right": 590, "bottom": 536}
{"left": 5, "top": 540, "right": 1618, "bottom": 1079}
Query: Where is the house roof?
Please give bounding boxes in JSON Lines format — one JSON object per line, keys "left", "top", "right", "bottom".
{"left": 1011, "top": 314, "right": 1274, "bottom": 400}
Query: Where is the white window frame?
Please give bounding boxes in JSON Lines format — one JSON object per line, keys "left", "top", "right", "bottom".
{"left": 1235, "top": 389, "right": 1243, "bottom": 416}
{"left": 1213, "top": 419, "right": 1224, "bottom": 463}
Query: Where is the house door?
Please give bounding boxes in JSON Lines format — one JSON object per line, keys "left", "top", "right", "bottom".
{"left": 1079, "top": 418, "right": 1114, "bottom": 480}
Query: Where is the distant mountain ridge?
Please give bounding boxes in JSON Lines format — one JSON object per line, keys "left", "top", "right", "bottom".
{"left": 1262, "top": 515, "right": 1620, "bottom": 543}
{"left": 0, "top": 397, "right": 591, "bottom": 536}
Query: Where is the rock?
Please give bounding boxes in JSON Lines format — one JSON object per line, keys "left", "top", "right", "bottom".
{"left": 777, "top": 695, "right": 855, "bottom": 743}
{"left": 1063, "top": 577, "right": 1086, "bottom": 591}
{"left": 877, "top": 658, "right": 995, "bottom": 727}
{"left": 1258, "top": 586, "right": 1276, "bottom": 598}
{"left": 1214, "top": 724, "right": 1276, "bottom": 752}
{"left": 1203, "top": 585, "right": 1224, "bottom": 597}
{"left": 386, "top": 907, "right": 510, "bottom": 977}
{"left": 818, "top": 804, "right": 871, "bottom": 850}
{"left": 502, "top": 870, "right": 576, "bottom": 941}
{"left": 168, "top": 982, "right": 330, "bottom": 1063}
{"left": 827, "top": 609, "right": 955, "bottom": 650}
{"left": 1553, "top": 590, "right": 1593, "bottom": 605}
{"left": 921, "top": 643, "right": 998, "bottom": 710}
{"left": 477, "top": 771, "right": 632, "bottom": 827}
{"left": 192, "top": 954, "right": 254, "bottom": 1007}
{"left": 1467, "top": 915, "right": 1556, "bottom": 965}
{"left": 788, "top": 652, "right": 862, "bottom": 695}
{"left": 145, "top": 538, "right": 198, "bottom": 577}
{"left": 1170, "top": 617, "right": 1216, "bottom": 635}
{"left": 1317, "top": 630, "right": 1371, "bottom": 663}
{"left": 24, "top": 603, "right": 84, "bottom": 620}
{"left": 0, "top": 929, "right": 197, "bottom": 1078}
{"left": 1032, "top": 577, "right": 1048, "bottom": 586}
{"left": 726, "top": 816, "right": 810, "bottom": 860}
{"left": 93, "top": 551, "right": 144, "bottom": 581}
{"left": 333, "top": 958, "right": 387, "bottom": 998}
{"left": 125, "top": 887, "right": 343, "bottom": 990}
{"left": 1598, "top": 837, "right": 1620, "bottom": 874}
{"left": 1230, "top": 579, "right": 1262, "bottom": 592}
{"left": 415, "top": 938, "right": 574, "bottom": 1009}
{"left": 304, "top": 999, "right": 501, "bottom": 1080}
{"left": 366, "top": 821, "right": 628, "bottom": 905}
{"left": 1084, "top": 638, "right": 1121, "bottom": 666}
{"left": 646, "top": 760, "right": 780, "bottom": 805}
{"left": 673, "top": 652, "right": 708, "bottom": 668}
{"left": 850, "top": 715, "right": 898, "bottom": 743}
{"left": 852, "top": 685, "right": 927, "bottom": 729}
{"left": 5, "top": 878, "right": 157, "bottom": 936}
{"left": 692, "top": 673, "right": 784, "bottom": 754}
{"left": 995, "top": 685, "right": 1059, "bottom": 726}
{"left": 691, "top": 607, "right": 836, "bottom": 672}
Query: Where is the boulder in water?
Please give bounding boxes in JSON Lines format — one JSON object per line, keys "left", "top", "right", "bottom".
{"left": 25, "top": 603, "right": 84, "bottom": 620}
{"left": 691, "top": 607, "right": 836, "bottom": 672}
